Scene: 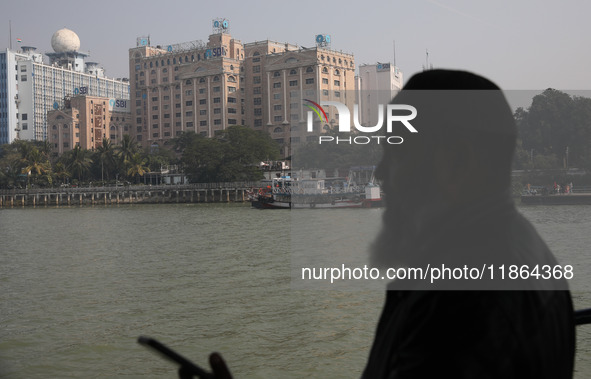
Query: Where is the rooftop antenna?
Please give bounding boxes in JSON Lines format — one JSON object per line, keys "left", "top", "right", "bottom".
{"left": 393, "top": 40, "right": 396, "bottom": 67}
{"left": 423, "top": 49, "right": 433, "bottom": 71}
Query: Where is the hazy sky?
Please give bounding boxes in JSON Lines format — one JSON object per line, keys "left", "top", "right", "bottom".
{"left": 2, "top": 0, "right": 590, "bottom": 91}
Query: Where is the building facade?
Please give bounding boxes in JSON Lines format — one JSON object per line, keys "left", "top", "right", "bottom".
{"left": 129, "top": 23, "right": 355, "bottom": 157}
{"left": 47, "top": 95, "right": 131, "bottom": 155}
{"left": 356, "top": 62, "right": 403, "bottom": 127}
{"left": 0, "top": 28, "right": 130, "bottom": 145}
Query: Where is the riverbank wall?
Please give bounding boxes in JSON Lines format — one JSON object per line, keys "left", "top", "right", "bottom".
{"left": 0, "top": 182, "right": 259, "bottom": 208}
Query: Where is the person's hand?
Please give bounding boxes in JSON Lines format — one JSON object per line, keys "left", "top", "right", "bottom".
{"left": 209, "top": 352, "right": 233, "bottom": 379}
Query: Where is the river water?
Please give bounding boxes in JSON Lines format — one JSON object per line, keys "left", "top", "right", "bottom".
{"left": 1, "top": 203, "right": 590, "bottom": 378}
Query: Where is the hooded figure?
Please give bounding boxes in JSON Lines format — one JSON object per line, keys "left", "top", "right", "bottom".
{"left": 363, "top": 70, "right": 575, "bottom": 378}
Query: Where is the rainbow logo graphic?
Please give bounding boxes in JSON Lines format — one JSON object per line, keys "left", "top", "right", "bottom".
{"left": 304, "top": 99, "right": 328, "bottom": 123}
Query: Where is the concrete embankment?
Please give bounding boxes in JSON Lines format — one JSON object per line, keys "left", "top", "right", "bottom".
{"left": 0, "top": 182, "right": 258, "bottom": 208}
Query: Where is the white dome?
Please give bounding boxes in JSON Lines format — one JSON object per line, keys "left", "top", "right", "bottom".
{"left": 51, "top": 28, "right": 80, "bottom": 53}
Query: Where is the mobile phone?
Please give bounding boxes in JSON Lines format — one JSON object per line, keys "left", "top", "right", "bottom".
{"left": 137, "top": 336, "right": 215, "bottom": 379}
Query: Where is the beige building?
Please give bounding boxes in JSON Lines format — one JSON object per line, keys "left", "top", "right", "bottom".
{"left": 47, "top": 95, "right": 131, "bottom": 155}
{"left": 129, "top": 32, "right": 244, "bottom": 146}
{"left": 128, "top": 25, "right": 355, "bottom": 157}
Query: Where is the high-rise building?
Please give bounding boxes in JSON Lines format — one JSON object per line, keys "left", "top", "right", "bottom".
{"left": 0, "top": 28, "right": 130, "bottom": 145}
{"left": 128, "top": 21, "right": 355, "bottom": 157}
{"left": 356, "top": 62, "right": 403, "bottom": 127}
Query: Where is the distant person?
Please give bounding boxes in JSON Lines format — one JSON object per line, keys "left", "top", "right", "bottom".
{"left": 364, "top": 70, "right": 574, "bottom": 378}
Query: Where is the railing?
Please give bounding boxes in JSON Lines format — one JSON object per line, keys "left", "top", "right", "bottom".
{"left": 0, "top": 181, "right": 262, "bottom": 195}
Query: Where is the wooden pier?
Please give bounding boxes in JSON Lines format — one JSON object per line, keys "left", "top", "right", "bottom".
{"left": 0, "top": 182, "right": 259, "bottom": 208}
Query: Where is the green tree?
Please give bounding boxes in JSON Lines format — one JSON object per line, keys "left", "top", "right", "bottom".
{"left": 127, "top": 153, "right": 149, "bottom": 183}
{"left": 21, "top": 146, "right": 52, "bottom": 188}
{"left": 66, "top": 145, "right": 92, "bottom": 182}
{"left": 117, "top": 134, "right": 140, "bottom": 179}
{"left": 95, "top": 138, "right": 117, "bottom": 182}
{"left": 178, "top": 126, "right": 281, "bottom": 182}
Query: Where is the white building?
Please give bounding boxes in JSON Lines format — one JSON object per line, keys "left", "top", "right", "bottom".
{"left": 0, "top": 28, "right": 129, "bottom": 145}
{"left": 356, "top": 62, "right": 403, "bottom": 127}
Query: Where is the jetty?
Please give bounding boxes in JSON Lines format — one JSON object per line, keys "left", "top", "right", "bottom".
{"left": 0, "top": 182, "right": 259, "bottom": 208}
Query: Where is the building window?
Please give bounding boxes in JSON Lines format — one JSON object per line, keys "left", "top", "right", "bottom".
{"left": 176, "top": 112, "right": 181, "bottom": 117}
{"left": 228, "top": 108, "right": 236, "bottom": 114}
{"left": 185, "top": 80, "right": 192, "bottom": 85}
{"left": 335, "top": 91, "right": 341, "bottom": 98}
{"left": 186, "top": 122, "right": 194, "bottom": 127}
{"left": 305, "top": 78, "right": 314, "bottom": 84}
{"left": 186, "top": 100, "right": 193, "bottom": 106}
{"left": 334, "top": 80, "right": 340, "bottom": 86}
{"left": 273, "top": 82, "right": 281, "bottom": 88}
{"left": 228, "top": 119, "right": 237, "bottom": 124}
{"left": 199, "top": 99, "right": 206, "bottom": 105}
{"left": 22, "top": 123, "right": 28, "bottom": 130}
{"left": 273, "top": 127, "right": 282, "bottom": 133}
{"left": 213, "top": 97, "right": 221, "bottom": 103}
{"left": 252, "top": 57, "right": 260, "bottom": 62}
{"left": 152, "top": 106, "right": 158, "bottom": 111}
{"left": 254, "top": 108, "right": 262, "bottom": 116}
{"left": 322, "top": 78, "right": 329, "bottom": 84}
{"left": 200, "top": 121, "right": 207, "bottom": 126}
{"left": 152, "top": 97, "right": 158, "bottom": 101}
{"left": 253, "top": 87, "right": 261, "bottom": 94}
{"left": 20, "top": 75, "right": 27, "bottom": 81}
{"left": 153, "top": 133, "right": 159, "bottom": 137}
{"left": 164, "top": 114, "right": 171, "bottom": 118}
{"left": 228, "top": 86, "right": 236, "bottom": 93}
{"left": 289, "top": 80, "right": 298, "bottom": 86}
{"left": 213, "top": 86, "right": 221, "bottom": 92}
{"left": 274, "top": 105, "right": 282, "bottom": 111}
{"left": 228, "top": 97, "right": 236, "bottom": 103}
{"left": 22, "top": 114, "right": 28, "bottom": 121}
{"left": 254, "top": 119, "right": 262, "bottom": 126}
{"left": 253, "top": 65, "right": 261, "bottom": 73}
{"left": 214, "top": 119, "right": 221, "bottom": 125}
{"left": 273, "top": 71, "right": 280, "bottom": 77}
{"left": 186, "top": 111, "right": 193, "bottom": 117}
{"left": 335, "top": 69, "right": 340, "bottom": 75}
{"left": 213, "top": 76, "right": 220, "bottom": 82}
{"left": 289, "top": 69, "right": 297, "bottom": 75}
{"left": 253, "top": 76, "right": 261, "bottom": 84}
{"left": 291, "top": 114, "right": 299, "bottom": 121}
{"left": 186, "top": 90, "right": 193, "bottom": 96}
{"left": 214, "top": 108, "right": 221, "bottom": 114}
{"left": 273, "top": 93, "right": 281, "bottom": 100}
{"left": 199, "top": 88, "right": 206, "bottom": 94}
{"left": 153, "top": 124, "right": 159, "bottom": 129}
{"left": 152, "top": 115, "right": 158, "bottom": 119}
{"left": 274, "top": 116, "right": 283, "bottom": 122}
{"left": 254, "top": 98, "right": 262, "bottom": 105}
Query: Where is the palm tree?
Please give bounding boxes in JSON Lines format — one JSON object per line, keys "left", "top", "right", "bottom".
{"left": 66, "top": 145, "right": 92, "bottom": 182}
{"left": 53, "top": 161, "right": 70, "bottom": 186}
{"left": 21, "top": 147, "right": 52, "bottom": 188}
{"left": 127, "top": 153, "right": 149, "bottom": 184}
{"left": 96, "top": 137, "right": 117, "bottom": 183}
{"left": 117, "top": 134, "right": 139, "bottom": 179}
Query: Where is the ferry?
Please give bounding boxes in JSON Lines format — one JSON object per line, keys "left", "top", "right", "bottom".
{"left": 249, "top": 175, "right": 383, "bottom": 210}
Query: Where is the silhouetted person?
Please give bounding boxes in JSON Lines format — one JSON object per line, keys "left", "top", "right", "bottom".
{"left": 364, "top": 70, "right": 575, "bottom": 378}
